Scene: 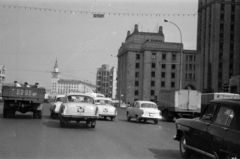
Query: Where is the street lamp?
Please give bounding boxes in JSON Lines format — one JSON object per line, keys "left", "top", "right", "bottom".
{"left": 164, "top": 19, "right": 183, "bottom": 90}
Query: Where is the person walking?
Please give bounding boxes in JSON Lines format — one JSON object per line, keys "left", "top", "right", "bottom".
{"left": 14, "top": 81, "right": 21, "bottom": 87}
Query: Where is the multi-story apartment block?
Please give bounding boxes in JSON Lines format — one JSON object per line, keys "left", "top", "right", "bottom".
{"left": 0, "top": 65, "right": 6, "bottom": 95}
{"left": 197, "top": 0, "right": 240, "bottom": 93}
{"left": 96, "top": 64, "right": 117, "bottom": 99}
{"left": 51, "top": 60, "right": 95, "bottom": 94}
{"left": 117, "top": 24, "right": 199, "bottom": 104}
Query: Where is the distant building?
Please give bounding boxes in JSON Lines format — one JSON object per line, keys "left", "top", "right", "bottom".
{"left": 51, "top": 60, "right": 95, "bottom": 94}
{"left": 117, "top": 24, "right": 199, "bottom": 103}
{"left": 0, "top": 65, "right": 6, "bottom": 95}
{"left": 197, "top": 0, "right": 240, "bottom": 93}
{"left": 95, "top": 64, "right": 117, "bottom": 99}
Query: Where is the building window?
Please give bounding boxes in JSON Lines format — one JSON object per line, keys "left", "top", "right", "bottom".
{"left": 172, "top": 64, "right": 176, "bottom": 70}
{"left": 186, "top": 55, "right": 188, "bottom": 61}
{"left": 135, "top": 72, "right": 139, "bottom": 78}
{"left": 151, "top": 63, "right": 156, "bottom": 68}
{"left": 162, "top": 64, "right": 166, "bottom": 69}
{"left": 135, "top": 81, "right": 139, "bottom": 86}
{"left": 162, "top": 54, "right": 166, "bottom": 60}
{"left": 151, "top": 71, "right": 155, "bottom": 77}
{"left": 161, "top": 81, "right": 165, "bottom": 87}
{"left": 172, "top": 54, "right": 176, "bottom": 61}
{"left": 171, "top": 82, "right": 175, "bottom": 88}
{"left": 152, "top": 53, "right": 156, "bottom": 59}
{"left": 189, "top": 55, "right": 193, "bottom": 61}
{"left": 161, "top": 72, "right": 165, "bottom": 78}
{"left": 151, "top": 90, "right": 155, "bottom": 96}
{"left": 135, "top": 90, "right": 138, "bottom": 95}
{"left": 151, "top": 81, "right": 155, "bottom": 87}
{"left": 171, "top": 73, "right": 175, "bottom": 79}
{"left": 136, "top": 54, "right": 140, "bottom": 60}
{"left": 135, "top": 63, "right": 139, "bottom": 68}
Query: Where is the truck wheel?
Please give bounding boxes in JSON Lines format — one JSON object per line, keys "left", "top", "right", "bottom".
{"left": 37, "top": 110, "right": 42, "bottom": 119}
{"left": 3, "top": 109, "right": 8, "bottom": 118}
{"left": 180, "top": 134, "right": 191, "bottom": 158}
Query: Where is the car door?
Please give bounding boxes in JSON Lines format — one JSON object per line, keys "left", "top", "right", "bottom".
{"left": 189, "top": 103, "right": 217, "bottom": 153}
{"left": 207, "top": 105, "right": 235, "bottom": 156}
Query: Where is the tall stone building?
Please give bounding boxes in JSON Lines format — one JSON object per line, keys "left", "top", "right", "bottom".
{"left": 96, "top": 64, "right": 117, "bottom": 99}
{"left": 0, "top": 65, "right": 6, "bottom": 96}
{"left": 117, "top": 24, "right": 199, "bottom": 104}
{"left": 197, "top": 0, "right": 240, "bottom": 93}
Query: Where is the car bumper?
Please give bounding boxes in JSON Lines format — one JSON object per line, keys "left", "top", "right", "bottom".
{"left": 99, "top": 114, "right": 116, "bottom": 117}
{"left": 60, "top": 114, "right": 99, "bottom": 119}
{"left": 140, "top": 115, "right": 162, "bottom": 120}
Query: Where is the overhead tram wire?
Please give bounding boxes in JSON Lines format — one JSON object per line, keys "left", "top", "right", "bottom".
{"left": 0, "top": 4, "right": 197, "bottom": 17}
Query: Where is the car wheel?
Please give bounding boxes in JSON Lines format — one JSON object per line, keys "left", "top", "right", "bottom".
{"left": 51, "top": 112, "right": 55, "bottom": 119}
{"left": 91, "top": 120, "right": 96, "bottom": 128}
{"left": 225, "top": 154, "right": 237, "bottom": 159}
{"left": 110, "top": 117, "right": 115, "bottom": 121}
{"left": 104, "top": 116, "right": 107, "bottom": 120}
{"left": 143, "top": 119, "right": 147, "bottom": 123}
{"left": 136, "top": 116, "right": 141, "bottom": 123}
{"left": 126, "top": 112, "right": 131, "bottom": 121}
{"left": 154, "top": 119, "right": 159, "bottom": 124}
{"left": 60, "top": 118, "right": 65, "bottom": 128}
{"left": 180, "top": 134, "right": 191, "bottom": 159}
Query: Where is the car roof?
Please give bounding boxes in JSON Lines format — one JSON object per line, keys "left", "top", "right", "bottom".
{"left": 94, "top": 97, "right": 112, "bottom": 101}
{"left": 56, "top": 94, "right": 65, "bottom": 98}
{"left": 66, "top": 93, "right": 94, "bottom": 98}
{"left": 135, "top": 101, "right": 156, "bottom": 104}
{"left": 210, "top": 99, "right": 240, "bottom": 109}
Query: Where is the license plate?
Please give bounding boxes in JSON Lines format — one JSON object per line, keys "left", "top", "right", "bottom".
{"left": 149, "top": 113, "right": 154, "bottom": 117}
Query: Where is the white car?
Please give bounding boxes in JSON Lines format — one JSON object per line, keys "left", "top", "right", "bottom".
{"left": 95, "top": 97, "right": 117, "bottom": 121}
{"left": 59, "top": 93, "right": 98, "bottom": 128}
{"left": 126, "top": 101, "right": 162, "bottom": 124}
{"left": 49, "top": 94, "right": 65, "bottom": 118}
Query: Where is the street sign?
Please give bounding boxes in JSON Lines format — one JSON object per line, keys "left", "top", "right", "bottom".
{"left": 93, "top": 14, "right": 104, "bottom": 18}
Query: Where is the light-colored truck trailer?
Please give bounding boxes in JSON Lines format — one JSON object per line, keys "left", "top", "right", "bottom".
{"left": 201, "top": 93, "right": 240, "bottom": 112}
{"left": 158, "top": 90, "right": 201, "bottom": 121}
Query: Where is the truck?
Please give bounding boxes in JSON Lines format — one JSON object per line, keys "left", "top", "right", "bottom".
{"left": 2, "top": 85, "right": 46, "bottom": 119}
{"left": 201, "top": 92, "right": 240, "bottom": 113}
{"left": 158, "top": 90, "right": 201, "bottom": 121}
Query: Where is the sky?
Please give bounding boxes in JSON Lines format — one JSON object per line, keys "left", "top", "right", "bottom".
{"left": 0, "top": 0, "right": 198, "bottom": 89}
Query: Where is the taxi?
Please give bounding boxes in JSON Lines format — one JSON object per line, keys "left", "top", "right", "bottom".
{"left": 126, "top": 101, "right": 162, "bottom": 124}
{"left": 95, "top": 97, "right": 117, "bottom": 121}
{"left": 58, "top": 93, "right": 98, "bottom": 128}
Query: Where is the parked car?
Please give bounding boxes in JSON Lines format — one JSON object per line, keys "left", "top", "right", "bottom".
{"left": 173, "top": 99, "right": 240, "bottom": 159}
{"left": 49, "top": 94, "right": 65, "bottom": 118}
{"left": 126, "top": 101, "right": 162, "bottom": 124}
{"left": 58, "top": 93, "right": 98, "bottom": 128}
{"left": 94, "top": 97, "right": 117, "bottom": 121}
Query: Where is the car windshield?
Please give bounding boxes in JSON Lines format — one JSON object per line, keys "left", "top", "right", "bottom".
{"left": 95, "top": 99, "right": 113, "bottom": 106}
{"left": 67, "top": 95, "right": 94, "bottom": 104}
{"left": 56, "top": 97, "right": 64, "bottom": 102}
{"left": 141, "top": 103, "right": 157, "bottom": 108}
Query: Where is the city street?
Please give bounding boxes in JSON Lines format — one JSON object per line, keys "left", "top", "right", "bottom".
{"left": 0, "top": 102, "right": 180, "bottom": 159}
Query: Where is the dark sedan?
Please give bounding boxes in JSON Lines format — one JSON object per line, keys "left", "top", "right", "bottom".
{"left": 173, "top": 99, "right": 240, "bottom": 159}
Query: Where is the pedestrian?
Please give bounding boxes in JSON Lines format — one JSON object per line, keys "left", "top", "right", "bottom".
{"left": 24, "top": 82, "right": 30, "bottom": 87}
{"left": 14, "top": 81, "right": 21, "bottom": 87}
{"left": 32, "top": 83, "right": 39, "bottom": 88}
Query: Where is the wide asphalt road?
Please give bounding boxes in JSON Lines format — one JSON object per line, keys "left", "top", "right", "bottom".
{"left": 0, "top": 102, "right": 180, "bottom": 159}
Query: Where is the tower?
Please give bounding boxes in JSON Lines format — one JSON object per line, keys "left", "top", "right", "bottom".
{"left": 51, "top": 59, "right": 60, "bottom": 93}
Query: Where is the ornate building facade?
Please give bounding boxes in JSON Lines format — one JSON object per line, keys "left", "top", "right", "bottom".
{"left": 117, "top": 24, "right": 199, "bottom": 103}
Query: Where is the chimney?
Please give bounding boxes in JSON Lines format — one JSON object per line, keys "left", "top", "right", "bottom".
{"left": 158, "top": 26, "right": 164, "bottom": 36}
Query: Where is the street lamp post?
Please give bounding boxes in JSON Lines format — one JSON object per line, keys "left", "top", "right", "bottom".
{"left": 164, "top": 19, "right": 183, "bottom": 90}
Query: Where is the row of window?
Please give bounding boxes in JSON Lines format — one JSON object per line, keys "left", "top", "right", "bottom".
{"left": 135, "top": 80, "right": 176, "bottom": 88}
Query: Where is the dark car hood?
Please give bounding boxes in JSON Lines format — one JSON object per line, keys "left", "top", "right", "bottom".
{"left": 175, "top": 117, "right": 199, "bottom": 126}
